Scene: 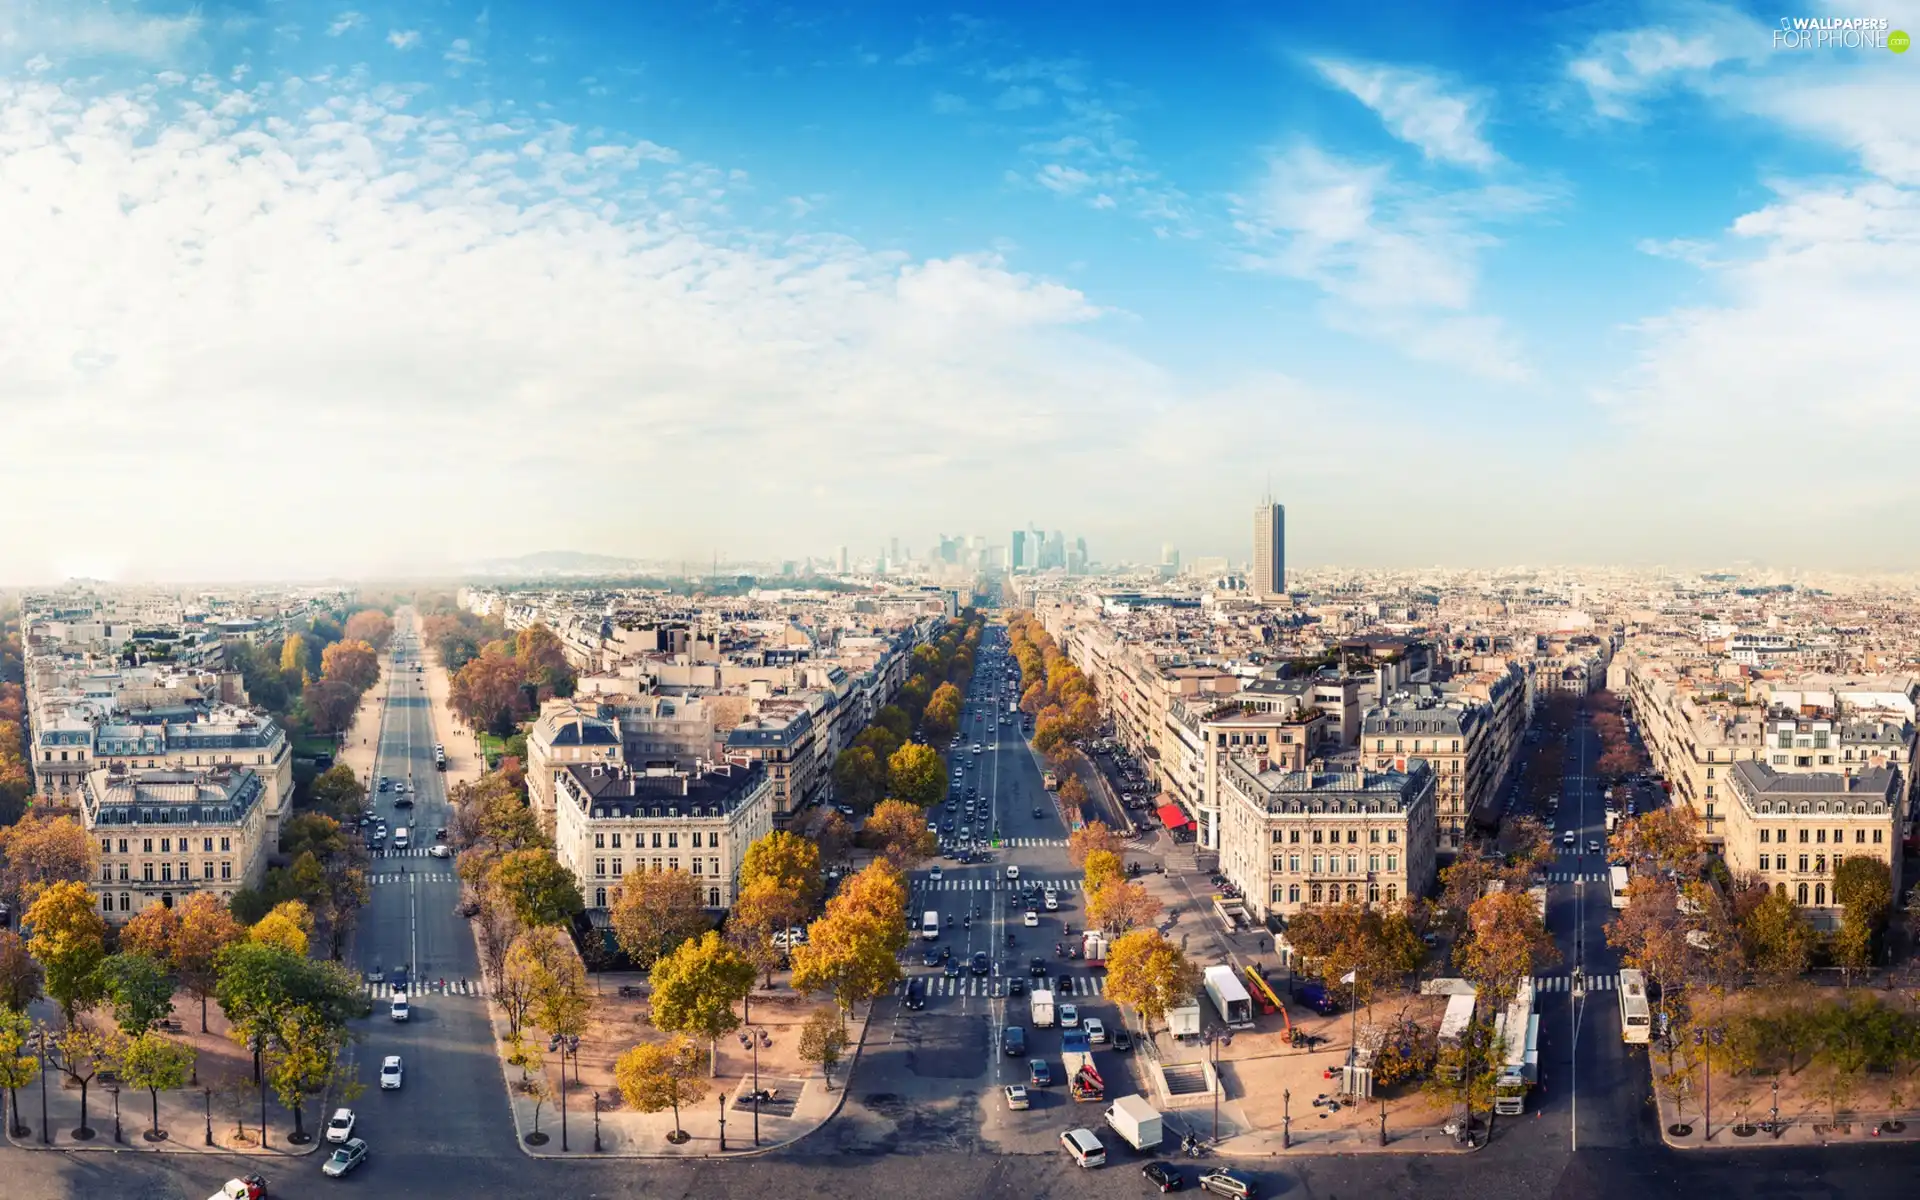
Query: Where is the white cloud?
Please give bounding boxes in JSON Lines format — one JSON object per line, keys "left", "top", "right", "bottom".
{"left": 1566, "top": 5, "right": 1768, "bottom": 120}
{"left": 1035, "top": 164, "right": 1093, "bottom": 195}
{"left": 327, "top": 12, "right": 367, "bottom": 38}
{"left": 1312, "top": 58, "right": 1497, "bottom": 169}
{"left": 0, "top": 6, "right": 202, "bottom": 62}
{"left": 1636, "top": 236, "right": 1716, "bottom": 266}
{"left": 387, "top": 29, "right": 421, "bottom": 51}
{"left": 444, "top": 37, "right": 480, "bottom": 66}
{"left": 994, "top": 85, "right": 1044, "bottom": 110}
{"left": 931, "top": 91, "right": 969, "bottom": 115}
{"left": 1234, "top": 144, "right": 1541, "bottom": 380}
{"left": 0, "top": 73, "right": 1213, "bottom": 581}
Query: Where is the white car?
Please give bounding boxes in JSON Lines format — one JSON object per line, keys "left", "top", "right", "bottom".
{"left": 1006, "top": 865, "right": 1021, "bottom": 880}
{"left": 391, "top": 993, "right": 409, "bottom": 1022}
{"left": 1059, "top": 1003, "right": 1080, "bottom": 1028}
{"left": 324, "top": 1107, "right": 356, "bottom": 1143}
{"left": 379, "top": 1055, "right": 404, "bottom": 1090}
{"left": 1084, "top": 1017, "right": 1107, "bottom": 1044}
{"left": 429, "top": 844, "right": 452, "bottom": 858}
{"left": 1044, "top": 891, "right": 1060, "bottom": 911}
{"left": 1024, "top": 910, "right": 1039, "bottom": 927}
{"left": 929, "top": 866, "right": 943, "bottom": 882}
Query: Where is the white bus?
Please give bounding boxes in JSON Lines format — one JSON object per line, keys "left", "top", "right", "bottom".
{"left": 1618, "top": 967, "right": 1652, "bottom": 1044}
{"left": 1609, "top": 865, "right": 1630, "bottom": 910}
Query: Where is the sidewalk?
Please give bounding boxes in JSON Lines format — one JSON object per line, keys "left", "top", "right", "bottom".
{"left": 333, "top": 645, "right": 393, "bottom": 788}
{"left": 488, "top": 983, "right": 869, "bottom": 1158}
{"left": 416, "top": 616, "right": 483, "bottom": 791}
{"left": 1649, "top": 1036, "right": 1920, "bottom": 1150}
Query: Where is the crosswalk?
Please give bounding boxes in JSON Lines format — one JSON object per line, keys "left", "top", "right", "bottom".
{"left": 1542, "top": 871, "right": 1607, "bottom": 883}
{"left": 369, "top": 847, "right": 447, "bottom": 858}
{"left": 998, "top": 837, "right": 1067, "bottom": 848}
{"left": 366, "top": 872, "right": 457, "bottom": 885}
{"left": 364, "top": 978, "right": 488, "bottom": 999}
{"left": 896, "top": 973, "right": 1107, "bottom": 999}
{"left": 913, "top": 877, "right": 1083, "bottom": 893}
{"left": 1532, "top": 973, "right": 1620, "bottom": 993}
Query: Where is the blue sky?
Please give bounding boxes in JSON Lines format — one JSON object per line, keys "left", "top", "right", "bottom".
{"left": 1, "top": 0, "right": 1917, "bottom": 580}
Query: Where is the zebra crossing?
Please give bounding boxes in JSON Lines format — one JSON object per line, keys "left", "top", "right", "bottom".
{"left": 369, "top": 847, "right": 445, "bottom": 858}
{"left": 998, "top": 837, "right": 1068, "bottom": 848}
{"left": 364, "top": 978, "right": 488, "bottom": 999}
{"left": 895, "top": 973, "right": 1106, "bottom": 999}
{"left": 912, "top": 877, "right": 1083, "bottom": 893}
{"left": 1542, "top": 871, "right": 1607, "bottom": 883}
{"left": 367, "top": 872, "right": 457, "bottom": 885}
{"left": 1532, "top": 972, "right": 1619, "bottom": 993}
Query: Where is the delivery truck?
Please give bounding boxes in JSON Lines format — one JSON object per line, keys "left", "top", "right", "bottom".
{"left": 1030, "top": 987, "right": 1056, "bottom": 1028}
{"left": 1165, "top": 998, "right": 1202, "bottom": 1039}
{"left": 1081, "top": 930, "right": 1110, "bottom": 968}
{"left": 1202, "top": 963, "right": 1254, "bottom": 1029}
{"left": 1103, "top": 1094, "right": 1163, "bottom": 1151}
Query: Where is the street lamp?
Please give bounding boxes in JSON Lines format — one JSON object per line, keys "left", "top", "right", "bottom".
{"left": 1694, "top": 1025, "right": 1725, "bottom": 1141}
{"left": 592, "top": 1090, "right": 602, "bottom": 1153}
{"left": 35, "top": 1028, "right": 52, "bottom": 1146}
{"left": 1379, "top": 1096, "right": 1388, "bottom": 1147}
{"left": 752, "top": 1037, "right": 762, "bottom": 1147}
{"left": 1771, "top": 1077, "right": 1780, "bottom": 1138}
{"left": 109, "top": 1083, "right": 121, "bottom": 1144}
{"left": 1282, "top": 1088, "right": 1291, "bottom": 1150}
{"left": 204, "top": 1087, "right": 214, "bottom": 1147}
{"left": 718, "top": 1092, "right": 727, "bottom": 1151}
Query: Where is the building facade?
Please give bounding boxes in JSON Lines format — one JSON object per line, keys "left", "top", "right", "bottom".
{"left": 81, "top": 766, "right": 271, "bottom": 923}
{"left": 1252, "top": 502, "right": 1286, "bottom": 599}
{"left": 553, "top": 759, "right": 773, "bottom": 913}
{"left": 527, "top": 704, "right": 626, "bottom": 828}
{"left": 1721, "top": 760, "right": 1903, "bottom": 929}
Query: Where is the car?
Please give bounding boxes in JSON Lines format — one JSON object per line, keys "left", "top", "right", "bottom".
{"left": 1083, "top": 1017, "right": 1107, "bottom": 1044}
{"left": 379, "top": 1055, "right": 403, "bottom": 1089}
{"left": 959, "top": 826, "right": 971, "bottom": 839}
{"left": 1029, "top": 957, "right": 1048, "bottom": 976}
{"left": 943, "top": 958, "right": 961, "bottom": 978}
{"left": 1033, "top": 806, "right": 1045, "bottom": 818}
{"left": 971, "top": 744, "right": 983, "bottom": 754}
{"left": 428, "top": 844, "right": 451, "bottom": 858}
{"left": 941, "top": 821, "right": 955, "bottom": 833}
{"left": 929, "top": 866, "right": 943, "bottom": 882}
{"left": 1029, "top": 1058, "right": 1052, "bottom": 1086}
{"left": 1587, "top": 839, "right": 1601, "bottom": 853}
{"left": 905, "top": 977, "right": 927, "bottom": 1009}
{"left": 923, "top": 947, "right": 943, "bottom": 967}
{"left": 1059, "top": 1003, "right": 1080, "bottom": 1028}
{"left": 1004, "top": 1084, "right": 1030, "bottom": 1111}
{"left": 1112, "top": 1027, "right": 1134, "bottom": 1052}
{"left": 324, "top": 1107, "right": 356, "bottom": 1143}
{"left": 1142, "top": 1161, "right": 1185, "bottom": 1192}
{"left": 391, "top": 993, "right": 409, "bottom": 1021}
{"left": 971, "top": 951, "right": 991, "bottom": 976}
{"left": 322, "top": 1137, "right": 369, "bottom": 1178}
{"left": 1006, "top": 864, "right": 1021, "bottom": 880}
{"left": 434, "top": 827, "right": 448, "bottom": 841}
{"left": 1197, "top": 1168, "right": 1255, "bottom": 1198}
{"left": 390, "top": 966, "right": 409, "bottom": 990}
{"left": 364, "top": 965, "right": 384, "bottom": 984}
{"left": 1044, "top": 891, "right": 1060, "bottom": 911}
{"left": 1562, "top": 830, "right": 1576, "bottom": 846}
{"left": 1008, "top": 977, "right": 1026, "bottom": 996}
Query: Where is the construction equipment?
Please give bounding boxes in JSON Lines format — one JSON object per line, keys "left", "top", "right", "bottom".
{"left": 1062, "top": 1030, "right": 1105, "bottom": 1102}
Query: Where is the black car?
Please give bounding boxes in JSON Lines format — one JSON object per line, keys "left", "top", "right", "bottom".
{"left": 1055, "top": 975, "right": 1073, "bottom": 995}
{"left": 1033, "top": 806, "right": 1045, "bottom": 818}
{"left": 971, "top": 952, "right": 990, "bottom": 977}
{"left": 904, "top": 978, "right": 927, "bottom": 1010}
{"left": 1008, "top": 977, "right": 1026, "bottom": 996}
{"left": 943, "top": 958, "right": 961, "bottom": 978}
{"left": 1112, "top": 1027, "right": 1134, "bottom": 1052}
{"left": 1029, "top": 958, "right": 1048, "bottom": 977}
{"left": 923, "top": 947, "right": 943, "bottom": 967}
{"left": 1142, "top": 1162, "right": 1184, "bottom": 1192}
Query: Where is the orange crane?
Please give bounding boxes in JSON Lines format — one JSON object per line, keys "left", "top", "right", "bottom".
{"left": 1242, "top": 964, "right": 1292, "bottom": 1040}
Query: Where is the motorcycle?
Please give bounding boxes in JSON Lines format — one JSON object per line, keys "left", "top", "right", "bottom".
{"left": 1005, "top": 932, "right": 1015, "bottom": 947}
{"left": 1054, "top": 942, "right": 1066, "bottom": 958}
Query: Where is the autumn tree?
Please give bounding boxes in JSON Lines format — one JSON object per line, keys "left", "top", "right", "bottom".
{"left": 173, "top": 893, "right": 244, "bottom": 1032}
{"left": 250, "top": 900, "right": 314, "bottom": 957}
{"left": 96, "top": 952, "right": 176, "bottom": 1033}
{"left": 886, "top": 742, "right": 947, "bottom": 808}
{"left": 866, "top": 800, "right": 937, "bottom": 869}
{"left": 1605, "top": 876, "right": 1691, "bottom": 1012}
{"left": 264, "top": 1003, "right": 355, "bottom": 1143}
{"left": 308, "top": 766, "right": 367, "bottom": 820}
{"left": 279, "top": 634, "right": 311, "bottom": 687}
{"left": 871, "top": 706, "right": 911, "bottom": 746}
{"left": 0, "top": 928, "right": 43, "bottom": 1011}
{"left": 610, "top": 870, "right": 710, "bottom": 968}
{"left": 797, "top": 1006, "right": 851, "bottom": 1089}
{"left": 1086, "top": 879, "right": 1162, "bottom": 937}
{"left": 649, "top": 931, "right": 755, "bottom": 1074}
{"left": 1457, "top": 889, "right": 1559, "bottom": 1010}
{"left": 1742, "top": 888, "right": 1816, "bottom": 983}
{"left": 489, "top": 849, "right": 585, "bottom": 928}
{"left": 301, "top": 678, "right": 360, "bottom": 735}
{"left": 120, "top": 1031, "right": 196, "bottom": 1139}
{"left": 730, "top": 876, "right": 808, "bottom": 991}
{"left": 515, "top": 624, "right": 576, "bottom": 699}
{"left": 449, "top": 646, "right": 527, "bottom": 734}
{"left": 25, "top": 880, "right": 108, "bottom": 1024}
{"left": 1083, "top": 849, "right": 1124, "bottom": 896}
{"left": 1609, "top": 806, "right": 1701, "bottom": 876}
{"left": 1833, "top": 856, "right": 1893, "bottom": 977}
{"left": 737, "top": 831, "right": 823, "bottom": 912}
{"left": 830, "top": 746, "right": 887, "bottom": 813}
{"left": 1105, "top": 929, "right": 1203, "bottom": 1034}
{"left": 342, "top": 610, "right": 394, "bottom": 650}
{"left": 1282, "top": 903, "right": 1425, "bottom": 1009}
{"left": 1503, "top": 815, "right": 1555, "bottom": 873}
{"left": 54, "top": 1024, "right": 126, "bottom": 1138}
{"left": 1067, "top": 821, "right": 1125, "bottom": 870}
{"left": 320, "top": 639, "right": 379, "bottom": 691}
{"left": 0, "top": 812, "right": 95, "bottom": 907}
{"left": 614, "top": 1035, "right": 708, "bottom": 1143}
{"left": 120, "top": 902, "right": 181, "bottom": 965}
{"left": 0, "top": 1006, "right": 37, "bottom": 1139}
{"left": 791, "top": 862, "right": 908, "bottom": 1018}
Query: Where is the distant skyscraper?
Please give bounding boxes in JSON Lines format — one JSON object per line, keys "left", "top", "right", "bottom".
{"left": 837, "top": 546, "right": 848, "bottom": 573}
{"left": 1009, "top": 530, "right": 1027, "bottom": 572}
{"left": 890, "top": 537, "right": 900, "bottom": 564}
{"left": 1253, "top": 500, "right": 1286, "bottom": 598}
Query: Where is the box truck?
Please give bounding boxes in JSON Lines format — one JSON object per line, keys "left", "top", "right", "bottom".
{"left": 1030, "top": 987, "right": 1056, "bottom": 1028}
{"left": 1103, "top": 1094, "right": 1163, "bottom": 1151}
{"left": 1202, "top": 964, "right": 1253, "bottom": 1029}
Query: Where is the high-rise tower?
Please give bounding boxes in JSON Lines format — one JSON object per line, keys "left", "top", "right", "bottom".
{"left": 1253, "top": 499, "right": 1286, "bottom": 598}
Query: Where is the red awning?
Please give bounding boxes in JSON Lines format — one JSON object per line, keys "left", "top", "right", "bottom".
{"left": 1156, "top": 802, "right": 1192, "bottom": 830}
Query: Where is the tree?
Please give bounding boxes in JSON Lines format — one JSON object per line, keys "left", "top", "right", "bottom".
{"left": 1833, "top": 856, "right": 1893, "bottom": 977}
{"left": 320, "top": 640, "right": 379, "bottom": 691}
{"left": 55, "top": 1024, "right": 127, "bottom": 1138}
{"left": 213, "top": 942, "right": 367, "bottom": 1085}
{"left": 649, "top": 931, "right": 755, "bottom": 1074}
{"left": 449, "top": 647, "right": 527, "bottom": 733}
{"left": 871, "top": 706, "right": 911, "bottom": 746}
{"left": 1503, "top": 816, "right": 1555, "bottom": 873}
{"left": 515, "top": 624, "right": 576, "bottom": 698}
{"left": 279, "top": 634, "right": 310, "bottom": 686}
{"left": 797, "top": 1006, "right": 851, "bottom": 1089}
{"left": 1105, "top": 929, "right": 1203, "bottom": 1034}
{"left": 866, "top": 800, "right": 937, "bottom": 869}
{"left": 342, "top": 610, "right": 394, "bottom": 650}
{"left": 95, "top": 952, "right": 176, "bottom": 1034}
{"left": 173, "top": 894, "right": 244, "bottom": 1032}
{"left": 119, "top": 904, "right": 181, "bottom": 965}
{"left": 0, "top": 928, "right": 43, "bottom": 1012}
{"left": 119, "top": 1031, "right": 195, "bottom": 1139}
{"left": 503, "top": 926, "right": 588, "bottom": 1045}
{"left": 1609, "top": 806, "right": 1701, "bottom": 876}
{"left": 301, "top": 678, "right": 361, "bottom": 736}
{"left": 1082, "top": 849, "right": 1124, "bottom": 896}
{"left": 886, "top": 743, "right": 946, "bottom": 808}
{"left": 830, "top": 746, "right": 886, "bottom": 813}
{"left": 1742, "top": 888, "right": 1816, "bottom": 983}
{"left": 1086, "top": 879, "right": 1162, "bottom": 936}
{"left": 791, "top": 907, "right": 903, "bottom": 1018}
{"left": 831, "top": 861, "right": 909, "bottom": 935}
{"left": 1606, "top": 876, "right": 1691, "bottom": 1012}
{"left": 264, "top": 1003, "right": 354, "bottom": 1143}
{"left": 730, "top": 877, "right": 807, "bottom": 990}
{"left": 308, "top": 767, "right": 367, "bottom": 820}
{"left": 1457, "top": 889, "right": 1559, "bottom": 1010}
{"left": 250, "top": 900, "right": 313, "bottom": 957}
{"left": 24, "top": 881, "right": 108, "bottom": 1025}
{"left": 0, "top": 812, "right": 95, "bottom": 907}
{"left": 488, "top": 850, "right": 585, "bottom": 928}
{"left": 1281, "top": 903, "right": 1425, "bottom": 1009}
{"left": 614, "top": 1035, "right": 708, "bottom": 1143}
{"left": 609, "top": 870, "right": 710, "bottom": 968}
{"left": 851, "top": 726, "right": 901, "bottom": 767}
{"left": 737, "top": 831, "right": 823, "bottom": 912}
{"left": 0, "top": 1007, "right": 37, "bottom": 1140}
{"left": 1067, "top": 821, "right": 1125, "bottom": 870}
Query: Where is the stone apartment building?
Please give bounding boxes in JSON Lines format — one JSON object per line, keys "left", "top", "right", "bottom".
{"left": 1360, "top": 665, "right": 1528, "bottom": 854}
{"left": 1721, "top": 760, "right": 1903, "bottom": 929}
{"left": 553, "top": 759, "right": 773, "bottom": 912}
{"left": 526, "top": 704, "right": 626, "bottom": 828}
{"left": 82, "top": 765, "right": 271, "bottom": 923}
{"left": 1217, "top": 757, "right": 1438, "bottom": 925}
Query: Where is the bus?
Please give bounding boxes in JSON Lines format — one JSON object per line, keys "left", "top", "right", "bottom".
{"left": 1618, "top": 967, "right": 1652, "bottom": 1044}
{"left": 1609, "top": 865, "right": 1630, "bottom": 910}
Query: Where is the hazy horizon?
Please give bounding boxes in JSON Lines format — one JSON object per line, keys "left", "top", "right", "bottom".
{"left": 3, "top": 1, "right": 1916, "bottom": 582}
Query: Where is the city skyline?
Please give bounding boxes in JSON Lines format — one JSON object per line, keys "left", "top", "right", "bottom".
{"left": 2, "top": 0, "right": 1917, "bottom": 584}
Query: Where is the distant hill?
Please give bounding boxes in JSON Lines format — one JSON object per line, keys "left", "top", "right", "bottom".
{"left": 466, "top": 550, "right": 650, "bottom": 577}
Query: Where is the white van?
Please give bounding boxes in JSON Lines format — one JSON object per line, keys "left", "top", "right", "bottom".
{"left": 394, "top": 827, "right": 411, "bottom": 851}
{"left": 1060, "top": 1127, "right": 1106, "bottom": 1168}
{"left": 922, "top": 910, "right": 940, "bottom": 941}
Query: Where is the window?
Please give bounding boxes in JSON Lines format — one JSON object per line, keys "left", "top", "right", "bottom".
{"left": 220, "top": 837, "right": 230, "bottom": 852}
{"left": 1345, "top": 883, "right": 1359, "bottom": 902}
{"left": 693, "top": 859, "right": 704, "bottom": 875}
{"left": 1346, "top": 856, "right": 1358, "bottom": 874}
{"left": 1815, "top": 883, "right": 1827, "bottom": 906}
{"left": 100, "top": 838, "right": 111, "bottom": 855}
{"left": 1272, "top": 856, "right": 1285, "bottom": 872}
{"left": 143, "top": 863, "right": 154, "bottom": 882}
{"left": 595, "top": 833, "right": 605, "bottom": 849}
{"left": 203, "top": 862, "right": 214, "bottom": 880}
{"left": 708, "top": 888, "right": 721, "bottom": 907}
{"left": 1451, "top": 740, "right": 1460, "bottom": 752}
{"left": 1773, "top": 755, "right": 1788, "bottom": 765}
{"left": 100, "top": 865, "right": 112, "bottom": 883}
{"left": 1387, "top": 855, "right": 1398, "bottom": 872}
{"left": 1833, "top": 828, "right": 1843, "bottom": 844}
{"left": 1310, "top": 883, "right": 1323, "bottom": 904}
{"left": 1288, "top": 884, "right": 1301, "bottom": 903}
{"left": 1798, "top": 855, "right": 1810, "bottom": 872}
{"left": 1369, "top": 855, "right": 1381, "bottom": 872}
{"left": 203, "top": 838, "right": 213, "bottom": 853}
{"left": 1367, "top": 883, "right": 1380, "bottom": 905}
{"left": 118, "top": 838, "right": 127, "bottom": 854}
{"left": 692, "top": 832, "right": 703, "bottom": 848}
{"left": 1798, "top": 882, "right": 1809, "bottom": 904}
{"left": 1815, "top": 855, "right": 1826, "bottom": 873}
{"left": 1778, "top": 828, "right": 1787, "bottom": 843}
{"left": 668, "top": 833, "right": 678, "bottom": 849}
{"left": 101, "top": 894, "right": 112, "bottom": 912}
{"left": 594, "top": 859, "right": 606, "bottom": 877}
{"left": 221, "top": 862, "right": 232, "bottom": 880}
{"left": 612, "top": 860, "right": 623, "bottom": 877}
{"left": 1386, "top": 884, "right": 1398, "bottom": 904}
{"left": 161, "top": 864, "right": 173, "bottom": 882}
{"left": 652, "top": 832, "right": 663, "bottom": 848}
{"left": 1288, "top": 855, "right": 1300, "bottom": 873}
{"left": 1312, "top": 855, "right": 1325, "bottom": 874}
{"left": 595, "top": 887, "right": 607, "bottom": 908}
{"left": 118, "top": 864, "right": 128, "bottom": 882}
{"left": 1347, "top": 830, "right": 1359, "bottom": 844}
{"left": 1817, "top": 829, "right": 1827, "bottom": 844}
{"left": 142, "top": 838, "right": 153, "bottom": 853}
{"left": 1369, "top": 829, "right": 1381, "bottom": 843}
{"left": 1289, "top": 830, "right": 1301, "bottom": 844}
{"left": 611, "top": 833, "right": 623, "bottom": 848}
{"left": 1856, "top": 829, "right": 1866, "bottom": 844}
{"left": 1759, "top": 855, "right": 1770, "bottom": 871}
{"left": 652, "top": 859, "right": 663, "bottom": 872}
{"left": 1270, "top": 885, "right": 1284, "bottom": 904}
{"left": 1760, "top": 828, "right": 1771, "bottom": 844}
{"left": 161, "top": 838, "right": 171, "bottom": 853}
{"left": 119, "top": 893, "right": 130, "bottom": 912}
{"left": 1387, "top": 829, "right": 1398, "bottom": 844}
{"left": 668, "top": 858, "right": 680, "bottom": 872}
{"left": 1874, "top": 829, "right": 1884, "bottom": 844}
{"left": 1312, "top": 830, "right": 1323, "bottom": 845}
{"left": 1799, "top": 829, "right": 1810, "bottom": 843}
